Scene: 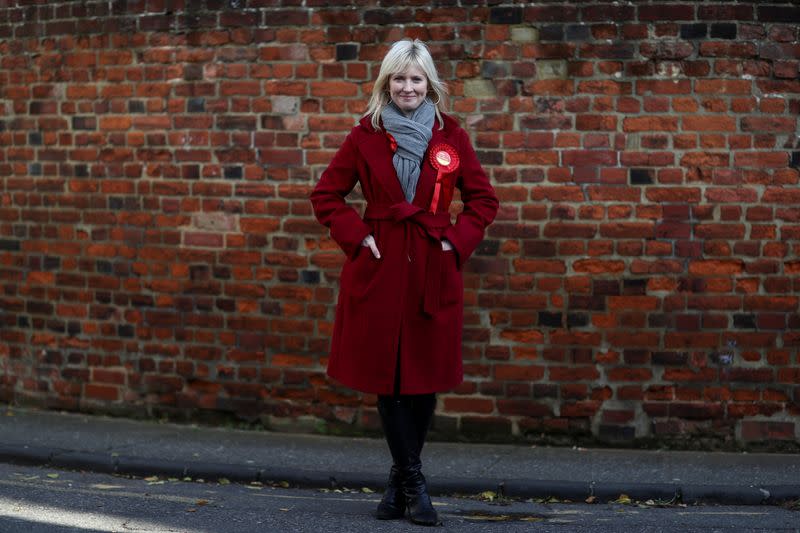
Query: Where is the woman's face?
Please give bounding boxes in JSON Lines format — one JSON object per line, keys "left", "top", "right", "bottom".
{"left": 388, "top": 65, "right": 428, "bottom": 114}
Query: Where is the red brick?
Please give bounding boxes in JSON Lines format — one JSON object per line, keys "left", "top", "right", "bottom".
{"left": 91, "top": 369, "right": 126, "bottom": 385}
{"left": 744, "top": 296, "right": 798, "bottom": 311}
{"left": 741, "top": 421, "right": 795, "bottom": 442}
{"left": 700, "top": 42, "right": 757, "bottom": 58}
{"left": 669, "top": 402, "right": 724, "bottom": 420}
{"left": 608, "top": 296, "right": 659, "bottom": 310}
{"left": 683, "top": 116, "right": 736, "bottom": 131}
{"left": 497, "top": 399, "right": 552, "bottom": 417}
{"left": 623, "top": 116, "right": 679, "bottom": 131}
{"left": 84, "top": 384, "right": 119, "bottom": 401}
{"left": 607, "top": 368, "right": 653, "bottom": 382}
{"left": 687, "top": 260, "right": 744, "bottom": 275}
{"left": 602, "top": 409, "right": 635, "bottom": 424}
{"left": 560, "top": 401, "right": 600, "bottom": 418}
{"left": 549, "top": 366, "right": 600, "bottom": 381}
{"left": 443, "top": 397, "right": 495, "bottom": 414}
{"left": 638, "top": 4, "right": 694, "bottom": 21}
{"left": 573, "top": 259, "right": 625, "bottom": 274}
{"left": 494, "top": 364, "right": 545, "bottom": 381}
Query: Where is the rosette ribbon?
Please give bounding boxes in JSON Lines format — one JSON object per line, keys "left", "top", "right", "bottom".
{"left": 428, "top": 143, "right": 459, "bottom": 214}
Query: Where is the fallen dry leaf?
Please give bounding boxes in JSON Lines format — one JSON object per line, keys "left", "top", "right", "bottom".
{"left": 47, "top": 473, "right": 59, "bottom": 479}
{"left": 479, "top": 490, "right": 497, "bottom": 502}
{"left": 612, "top": 494, "right": 632, "bottom": 505}
{"left": 585, "top": 495, "right": 597, "bottom": 504}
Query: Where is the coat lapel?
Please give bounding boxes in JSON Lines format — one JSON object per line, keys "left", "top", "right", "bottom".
{"left": 354, "top": 119, "right": 406, "bottom": 203}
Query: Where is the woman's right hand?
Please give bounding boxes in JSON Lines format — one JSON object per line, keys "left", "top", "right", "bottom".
{"left": 361, "top": 234, "right": 381, "bottom": 259}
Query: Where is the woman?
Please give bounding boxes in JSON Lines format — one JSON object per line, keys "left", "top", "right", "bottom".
{"left": 310, "top": 39, "right": 498, "bottom": 526}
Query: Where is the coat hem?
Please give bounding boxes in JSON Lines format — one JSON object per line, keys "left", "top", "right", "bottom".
{"left": 326, "top": 371, "right": 462, "bottom": 396}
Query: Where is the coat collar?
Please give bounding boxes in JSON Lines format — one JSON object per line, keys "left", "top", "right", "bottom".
{"left": 356, "top": 113, "right": 456, "bottom": 208}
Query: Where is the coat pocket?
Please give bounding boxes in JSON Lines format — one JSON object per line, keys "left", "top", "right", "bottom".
{"left": 346, "top": 245, "right": 382, "bottom": 300}
{"left": 439, "top": 249, "right": 463, "bottom": 307}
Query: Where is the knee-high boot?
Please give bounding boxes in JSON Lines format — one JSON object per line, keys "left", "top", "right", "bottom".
{"left": 376, "top": 395, "right": 409, "bottom": 520}
{"left": 411, "top": 394, "right": 437, "bottom": 454}
{"left": 403, "top": 394, "right": 439, "bottom": 526}
{"left": 377, "top": 395, "right": 439, "bottom": 526}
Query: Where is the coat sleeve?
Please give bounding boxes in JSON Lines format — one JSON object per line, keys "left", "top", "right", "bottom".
{"left": 442, "top": 126, "right": 499, "bottom": 270}
{"left": 310, "top": 129, "right": 373, "bottom": 261}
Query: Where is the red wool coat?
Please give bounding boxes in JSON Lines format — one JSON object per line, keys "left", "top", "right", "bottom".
{"left": 310, "top": 113, "right": 498, "bottom": 395}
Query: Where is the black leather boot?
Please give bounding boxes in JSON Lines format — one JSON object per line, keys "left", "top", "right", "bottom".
{"left": 411, "top": 394, "right": 437, "bottom": 453}
{"left": 402, "top": 462, "right": 439, "bottom": 526}
{"left": 404, "top": 394, "right": 440, "bottom": 526}
{"left": 375, "top": 464, "right": 405, "bottom": 520}
{"left": 378, "top": 394, "right": 440, "bottom": 526}
{"left": 376, "top": 396, "right": 411, "bottom": 520}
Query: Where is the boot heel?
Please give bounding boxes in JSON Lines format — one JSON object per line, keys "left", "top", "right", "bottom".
{"left": 376, "top": 466, "right": 406, "bottom": 520}
{"left": 403, "top": 466, "right": 440, "bottom": 526}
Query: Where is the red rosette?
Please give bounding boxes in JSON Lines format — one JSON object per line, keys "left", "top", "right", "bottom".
{"left": 428, "top": 143, "right": 459, "bottom": 174}
{"left": 428, "top": 143, "right": 460, "bottom": 213}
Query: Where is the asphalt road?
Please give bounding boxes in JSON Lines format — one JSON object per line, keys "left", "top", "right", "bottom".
{"left": 0, "top": 462, "right": 797, "bottom": 533}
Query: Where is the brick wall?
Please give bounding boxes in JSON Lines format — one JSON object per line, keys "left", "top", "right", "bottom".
{"left": 0, "top": 1, "right": 798, "bottom": 449}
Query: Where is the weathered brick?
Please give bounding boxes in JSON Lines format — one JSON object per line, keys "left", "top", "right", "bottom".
{"left": 443, "top": 397, "right": 495, "bottom": 414}
{"left": 489, "top": 7, "right": 522, "bottom": 25}
{"left": 741, "top": 421, "right": 795, "bottom": 442}
{"left": 639, "top": 4, "right": 695, "bottom": 21}
{"left": 757, "top": 5, "right": 800, "bottom": 23}
{"left": 0, "top": 3, "right": 796, "bottom": 450}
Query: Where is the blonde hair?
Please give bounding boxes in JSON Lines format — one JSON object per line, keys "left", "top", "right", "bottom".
{"left": 364, "top": 39, "right": 448, "bottom": 131}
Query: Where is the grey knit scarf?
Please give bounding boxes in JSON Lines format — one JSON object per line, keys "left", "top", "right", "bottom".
{"left": 381, "top": 98, "right": 435, "bottom": 203}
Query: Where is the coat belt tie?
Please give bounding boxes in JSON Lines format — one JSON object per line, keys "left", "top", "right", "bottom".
{"left": 363, "top": 202, "right": 452, "bottom": 316}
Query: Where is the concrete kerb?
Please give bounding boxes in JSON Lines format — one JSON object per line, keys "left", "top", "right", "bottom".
{"left": 681, "top": 484, "right": 778, "bottom": 506}
{"left": 502, "top": 479, "right": 592, "bottom": 501}
{"left": 590, "top": 481, "right": 680, "bottom": 503}
{"left": 0, "top": 444, "right": 55, "bottom": 467}
{"left": 763, "top": 485, "right": 800, "bottom": 505}
{"left": 1, "top": 445, "right": 799, "bottom": 506}
{"left": 51, "top": 450, "right": 116, "bottom": 475}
